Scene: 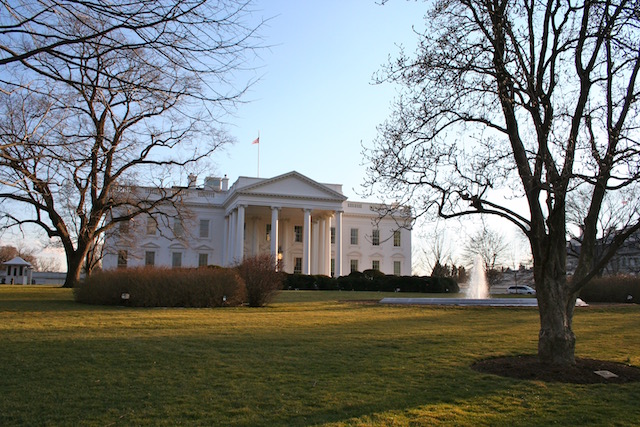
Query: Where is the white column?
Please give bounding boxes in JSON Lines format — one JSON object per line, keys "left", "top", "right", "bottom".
{"left": 317, "top": 218, "right": 325, "bottom": 276}
{"left": 229, "top": 210, "right": 236, "bottom": 265}
{"left": 223, "top": 215, "right": 229, "bottom": 266}
{"left": 311, "top": 218, "right": 319, "bottom": 274}
{"left": 236, "top": 204, "right": 245, "bottom": 261}
{"left": 335, "top": 210, "right": 343, "bottom": 277}
{"left": 270, "top": 207, "right": 279, "bottom": 267}
{"left": 324, "top": 216, "right": 331, "bottom": 275}
{"left": 302, "top": 208, "right": 311, "bottom": 275}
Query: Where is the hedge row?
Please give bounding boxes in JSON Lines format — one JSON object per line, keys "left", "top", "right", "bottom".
{"left": 74, "top": 267, "right": 246, "bottom": 307}
{"left": 579, "top": 276, "right": 640, "bottom": 303}
{"left": 284, "top": 270, "right": 460, "bottom": 293}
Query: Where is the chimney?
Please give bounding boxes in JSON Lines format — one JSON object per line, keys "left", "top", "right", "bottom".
{"left": 222, "top": 174, "right": 229, "bottom": 191}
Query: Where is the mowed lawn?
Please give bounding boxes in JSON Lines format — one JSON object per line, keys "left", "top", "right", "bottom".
{"left": 1, "top": 286, "right": 639, "bottom": 426}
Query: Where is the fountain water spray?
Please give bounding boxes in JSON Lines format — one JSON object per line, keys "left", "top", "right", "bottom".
{"left": 466, "top": 254, "right": 489, "bottom": 299}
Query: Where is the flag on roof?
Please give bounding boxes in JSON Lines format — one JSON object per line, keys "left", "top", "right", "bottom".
{"left": 252, "top": 137, "right": 260, "bottom": 145}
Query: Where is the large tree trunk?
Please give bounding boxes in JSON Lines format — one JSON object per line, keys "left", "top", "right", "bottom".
{"left": 62, "top": 251, "right": 84, "bottom": 288}
{"left": 536, "top": 281, "right": 577, "bottom": 366}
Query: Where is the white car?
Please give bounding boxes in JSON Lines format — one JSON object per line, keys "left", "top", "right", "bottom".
{"left": 507, "top": 285, "right": 536, "bottom": 295}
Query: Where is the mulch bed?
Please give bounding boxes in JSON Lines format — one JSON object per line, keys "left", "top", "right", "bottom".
{"left": 472, "top": 355, "right": 640, "bottom": 384}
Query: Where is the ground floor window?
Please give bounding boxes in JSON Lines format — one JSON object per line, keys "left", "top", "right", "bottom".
{"left": 294, "top": 257, "right": 302, "bottom": 274}
{"left": 145, "top": 251, "right": 155, "bottom": 266}
{"left": 198, "top": 253, "right": 209, "bottom": 267}
{"left": 372, "top": 260, "right": 380, "bottom": 271}
{"left": 117, "top": 250, "right": 128, "bottom": 268}
{"left": 350, "top": 259, "right": 358, "bottom": 273}
{"left": 394, "top": 261, "right": 401, "bottom": 276}
{"left": 331, "top": 258, "right": 335, "bottom": 277}
{"left": 172, "top": 252, "right": 182, "bottom": 268}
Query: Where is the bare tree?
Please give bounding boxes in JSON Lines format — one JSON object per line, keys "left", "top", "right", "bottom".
{"left": 463, "top": 225, "right": 509, "bottom": 287}
{"left": 366, "top": 0, "right": 640, "bottom": 366}
{"left": 0, "top": 2, "right": 261, "bottom": 287}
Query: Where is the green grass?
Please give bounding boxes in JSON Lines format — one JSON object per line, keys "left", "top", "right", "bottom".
{"left": 1, "top": 286, "right": 639, "bottom": 426}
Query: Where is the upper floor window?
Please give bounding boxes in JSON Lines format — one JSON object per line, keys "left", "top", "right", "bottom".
{"left": 350, "top": 228, "right": 358, "bottom": 245}
{"left": 294, "top": 225, "right": 303, "bottom": 243}
{"left": 146, "top": 218, "right": 157, "bottom": 235}
{"left": 119, "top": 220, "right": 130, "bottom": 235}
{"left": 199, "top": 219, "right": 210, "bottom": 238}
{"left": 394, "top": 230, "right": 401, "bottom": 247}
{"left": 372, "top": 229, "right": 380, "bottom": 246}
{"left": 173, "top": 218, "right": 184, "bottom": 237}
{"left": 330, "top": 227, "right": 336, "bottom": 244}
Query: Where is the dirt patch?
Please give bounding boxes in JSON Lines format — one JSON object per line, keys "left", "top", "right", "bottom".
{"left": 472, "top": 355, "right": 640, "bottom": 384}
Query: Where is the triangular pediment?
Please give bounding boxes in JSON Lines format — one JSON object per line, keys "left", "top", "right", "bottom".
{"left": 236, "top": 171, "right": 346, "bottom": 201}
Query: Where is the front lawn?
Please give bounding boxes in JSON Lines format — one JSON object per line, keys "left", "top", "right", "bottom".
{"left": 1, "top": 286, "right": 638, "bottom": 426}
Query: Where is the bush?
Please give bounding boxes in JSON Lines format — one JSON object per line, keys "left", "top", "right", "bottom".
{"left": 236, "top": 255, "right": 284, "bottom": 307}
{"left": 74, "top": 267, "right": 246, "bottom": 307}
{"left": 579, "top": 275, "right": 640, "bottom": 303}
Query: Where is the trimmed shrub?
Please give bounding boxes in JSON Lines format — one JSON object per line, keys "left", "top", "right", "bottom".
{"left": 579, "top": 275, "right": 640, "bottom": 303}
{"left": 74, "top": 267, "right": 245, "bottom": 307}
{"left": 236, "top": 255, "right": 284, "bottom": 307}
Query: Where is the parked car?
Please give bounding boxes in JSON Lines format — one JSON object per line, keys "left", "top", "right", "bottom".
{"left": 507, "top": 285, "right": 536, "bottom": 295}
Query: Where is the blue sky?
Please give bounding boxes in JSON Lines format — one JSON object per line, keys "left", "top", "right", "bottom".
{"left": 219, "top": 0, "right": 427, "bottom": 200}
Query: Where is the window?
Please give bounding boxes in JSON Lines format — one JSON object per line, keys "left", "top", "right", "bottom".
{"left": 117, "top": 250, "right": 128, "bottom": 268}
{"left": 330, "top": 227, "right": 336, "bottom": 244}
{"left": 198, "top": 253, "right": 209, "bottom": 267}
{"left": 372, "top": 229, "right": 380, "bottom": 246}
{"left": 294, "top": 257, "right": 302, "bottom": 274}
{"left": 145, "top": 251, "right": 155, "bottom": 266}
{"left": 119, "top": 221, "right": 130, "bottom": 235}
{"left": 294, "top": 225, "right": 303, "bottom": 243}
{"left": 393, "top": 230, "right": 401, "bottom": 247}
{"left": 350, "top": 259, "right": 359, "bottom": 273}
{"left": 146, "top": 218, "right": 157, "bottom": 235}
{"left": 350, "top": 228, "right": 358, "bottom": 245}
{"left": 172, "top": 252, "right": 182, "bottom": 268}
{"left": 394, "top": 261, "right": 401, "bottom": 276}
{"left": 173, "top": 219, "right": 184, "bottom": 237}
{"left": 331, "top": 258, "right": 335, "bottom": 277}
{"left": 266, "top": 224, "right": 271, "bottom": 242}
{"left": 372, "top": 260, "right": 380, "bottom": 271}
{"left": 199, "top": 219, "right": 210, "bottom": 238}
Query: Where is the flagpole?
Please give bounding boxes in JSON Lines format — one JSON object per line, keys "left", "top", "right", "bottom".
{"left": 257, "top": 131, "right": 260, "bottom": 178}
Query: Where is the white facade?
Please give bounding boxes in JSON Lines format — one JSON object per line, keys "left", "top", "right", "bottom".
{"left": 103, "top": 171, "right": 412, "bottom": 276}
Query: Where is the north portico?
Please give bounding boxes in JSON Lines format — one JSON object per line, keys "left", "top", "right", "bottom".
{"left": 103, "top": 171, "right": 412, "bottom": 276}
{"left": 222, "top": 172, "right": 347, "bottom": 275}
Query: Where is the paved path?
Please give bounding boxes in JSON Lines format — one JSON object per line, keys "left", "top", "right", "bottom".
{"left": 379, "top": 297, "right": 588, "bottom": 307}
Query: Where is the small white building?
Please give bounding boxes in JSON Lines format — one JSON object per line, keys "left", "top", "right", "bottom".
{"left": 1, "top": 257, "right": 33, "bottom": 285}
{"left": 102, "top": 171, "right": 412, "bottom": 276}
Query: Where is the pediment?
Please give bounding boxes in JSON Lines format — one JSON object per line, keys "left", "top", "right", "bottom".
{"left": 236, "top": 171, "right": 346, "bottom": 201}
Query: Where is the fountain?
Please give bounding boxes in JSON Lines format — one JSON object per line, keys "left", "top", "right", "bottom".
{"left": 466, "top": 254, "right": 489, "bottom": 299}
{"left": 379, "top": 254, "right": 586, "bottom": 307}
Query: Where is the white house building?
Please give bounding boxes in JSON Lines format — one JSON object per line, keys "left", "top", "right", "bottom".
{"left": 102, "top": 171, "right": 412, "bottom": 276}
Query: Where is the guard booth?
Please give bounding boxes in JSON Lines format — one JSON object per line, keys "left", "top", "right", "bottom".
{"left": 1, "top": 257, "right": 33, "bottom": 285}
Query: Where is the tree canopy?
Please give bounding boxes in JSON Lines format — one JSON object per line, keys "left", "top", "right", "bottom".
{"left": 0, "top": 1, "right": 263, "bottom": 287}
{"left": 367, "top": 0, "right": 640, "bottom": 365}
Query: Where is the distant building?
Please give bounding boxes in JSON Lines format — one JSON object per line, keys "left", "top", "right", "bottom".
{"left": 1, "top": 256, "right": 33, "bottom": 284}
{"left": 102, "top": 171, "right": 412, "bottom": 276}
{"left": 567, "top": 229, "right": 640, "bottom": 276}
